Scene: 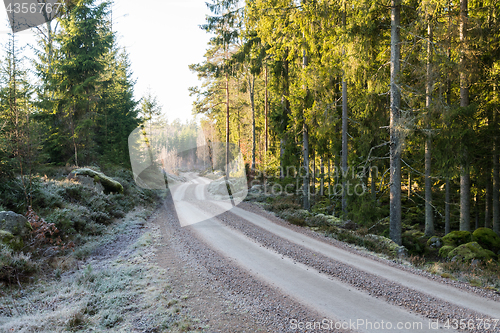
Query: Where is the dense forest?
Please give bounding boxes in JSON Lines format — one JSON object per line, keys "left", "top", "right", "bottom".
{"left": 0, "top": 0, "right": 165, "bottom": 210}
{"left": 190, "top": 0, "right": 500, "bottom": 245}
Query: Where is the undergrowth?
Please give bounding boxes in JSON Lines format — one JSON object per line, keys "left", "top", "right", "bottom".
{"left": 0, "top": 211, "right": 200, "bottom": 332}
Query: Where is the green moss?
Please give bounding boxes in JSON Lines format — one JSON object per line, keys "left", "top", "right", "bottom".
{"left": 71, "top": 168, "right": 124, "bottom": 194}
{"left": 442, "top": 231, "right": 472, "bottom": 247}
{"left": 0, "top": 229, "right": 14, "bottom": 242}
{"left": 439, "top": 245, "right": 455, "bottom": 258}
{"left": 472, "top": 228, "right": 500, "bottom": 253}
{"left": 447, "top": 242, "right": 496, "bottom": 262}
{"left": 0, "top": 230, "right": 24, "bottom": 251}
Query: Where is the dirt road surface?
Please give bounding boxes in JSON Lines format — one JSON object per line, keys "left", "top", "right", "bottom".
{"left": 149, "top": 173, "right": 500, "bottom": 333}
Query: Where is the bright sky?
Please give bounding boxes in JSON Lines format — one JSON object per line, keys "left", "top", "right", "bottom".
{"left": 0, "top": 0, "right": 212, "bottom": 124}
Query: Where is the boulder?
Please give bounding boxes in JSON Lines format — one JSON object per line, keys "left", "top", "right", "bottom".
{"left": 427, "top": 236, "right": 443, "bottom": 249}
{"left": 442, "top": 230, "right": 472, "bottom": 247}
{"left": 438, "top": 245, "right": 455, "bottom": 258}
{"left": 472, "top": 228, "right": 500, "bottom": 253}
{"left": 249, "top": 184, "right": 263, "bottom": 193}
{"left": 340, "top": 220, "right": 358, "bottom": 230}
{"left": 0, "top": 230, "right": 23, "bottom": 251}
{"left": 68, "top": 168, "right": 123, "bottom": 194}
{"left": 0, "top": 211, "right": 31, "bottom": 251}
{"left": 366, "top": 234, "right": 401, "bottom": 255}
{"left": 0, "top": 211, "right": 32, "bottom": 237}
{"left": 447, "top": 242, "right": 496, "bottom": 262}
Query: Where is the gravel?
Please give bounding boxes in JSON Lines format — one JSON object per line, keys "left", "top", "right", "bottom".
{"left": 157, "top": 181, "right": 500, "bottom": 333}
{"left": 153, "top": 192, "right": 349, "bottom": 333}
{"left": 210, "top": 201, "right": 500, "bottom": 333}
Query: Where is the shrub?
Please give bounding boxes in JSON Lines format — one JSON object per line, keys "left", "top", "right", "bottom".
{"left": 27, "top": 207, "right": 75, "bottom": 255}
{"left": 0, "top": 244, "right": 38, "bottom": 284}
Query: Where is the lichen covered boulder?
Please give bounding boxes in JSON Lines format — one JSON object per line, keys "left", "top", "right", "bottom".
{"left": 0, "top": 211, "right": 32, "bottom": 238}
{"left": 447, "top": 242, "right": 496, "bottom": 262}
{"left": 472, "top": 228, "right": 500, "bottom": 254}
{"left": 69, "top": 168, "right": 124, "bottom": 194}
{"left": 442, "top": 230, "right": 472, "bottom": 247}
{"left": 278, "top": 209, "right": 311, "bottom": 226}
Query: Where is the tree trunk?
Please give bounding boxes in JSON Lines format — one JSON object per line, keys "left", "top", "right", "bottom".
{"left": 493, "top": 142, "right": 499, "bottom": 234}
{"left": 250, "top": 75, "right": 256, "bottom": 170}
{"left": 303, "top": 122, "right": 310, "bottom": 210}
{"left": 424, "top": 14, "right": 434, "bottom": 237}
{"left": 341, "top": 5, "right": 348, "bottom": 217}
{"left": 280, "top": 56, "right": 290, "bottom": 179}
{"left": 475, "top": 192, "right": 480, "bottom": 231}
{"left": 302, "top": 50, "right": 310, "bottom": 210}
{"left": 320, "top": 156, "right": 324, "bottom": 197}
{"left": 312, "top": 149, "right": 316, "bottom": 198}
{"left": 459, "top": 0, "right": 470, "bottom": 231}
{"left": 445, "top": 178, "right": 451, "bottom": 234}
{"left": 264, "top": 64, "right": 269, "bottom": 154}
{"left": 485, "top": 170, "right": 492, "bottom": 228}
{"left": 371, "top": 164, "right": 377, "bottom": 203}
{"left": 389, "top": 0, "right": 402, "bottom": 245}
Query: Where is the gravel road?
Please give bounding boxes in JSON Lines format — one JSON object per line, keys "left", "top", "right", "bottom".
{"left": 153, "top": 173, "right": 500, "bottom": 333}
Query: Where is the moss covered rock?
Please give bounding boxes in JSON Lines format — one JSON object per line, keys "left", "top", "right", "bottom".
{"left": 278, "top": 209, "right": 311, "bottom": 226}
{"left": 0, "top": 211, "right": 32, "bottom": 237}
{"left": 439, "top": 245, "right": 455, "bottom": 258}
{"left": 472, "top": 228, "right": 500, "bottom": 253}
{"left": 0, "top": 230, "right": 24, "bottom": 251}
{"left": 69, "top": 168, "right": 124, "bottom": 194}
{"left": 442, "top": 230, "right": 472, "bottom": 247}
{"left": 366, "top": 234, "right": 401, "bottom": 255}
{"left": 427, "top": 236, "right": 443, "bottom": 249}
{"left": 447, "top": 242, "right": 496, "bottom": 262}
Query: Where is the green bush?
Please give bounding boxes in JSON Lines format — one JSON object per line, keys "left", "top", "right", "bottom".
{"left": 402, "top": 230, "right": 427, "bottom": 256}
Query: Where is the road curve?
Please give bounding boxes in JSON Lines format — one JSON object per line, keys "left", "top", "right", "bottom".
{"left": 167, "top": 173, "right": 500, "bottom": 332}
{"left": 176, "top": 200, "right": 443, "bottom": 333}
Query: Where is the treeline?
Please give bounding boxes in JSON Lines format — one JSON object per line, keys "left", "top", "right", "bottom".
{"left": 190, "top": 0, "right": 500, "bottom": 244}
{"left": 0, "top": 0, "right": 145, "bottom": 193}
